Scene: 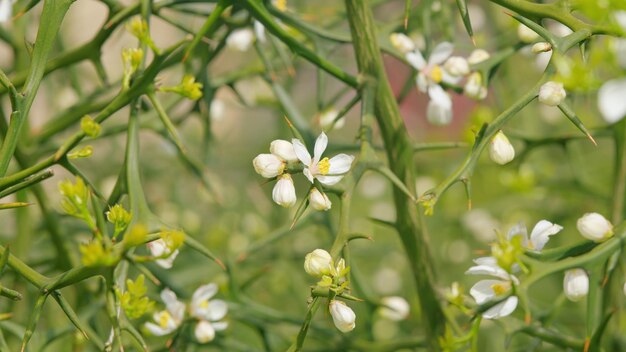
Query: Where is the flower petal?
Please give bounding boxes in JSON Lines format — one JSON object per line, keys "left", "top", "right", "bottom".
{"left": 205, "top": 299, "right": 228, "bottom": 321}
{"left": 469, "top": 279, "right": 501, "bottom": 305}
{"left": 428, "top": 42, "right": 454, "bottom": 65}
{"left": 482, "top": 296, "right": 518, "bottom": 319}
{"left": 427, "top": 84, "right": 451, "bottom": 108}
{"left": 316, "top": 175, "right": 344, "bottom": 186}
{"left": 291, "top": 138, "right": 312, "bottom": 165}
{"left": 192, "top": 283, "right": 218, "bottom": 306}
{"left": 328, "top": 154, "right": 355, "bottom": 175}
{"left": 313, "top": 132, "right": 328, "bottom": 163}
{"left": 507, "top": 222, "right": 528, "bottom": 247}
{"left": 145, "top": 322, "right": 172, "bottom": 336}
{"left": 466, "top": 263, "right": 511, "bottom": 281}
{"left": 406, "top": 50, "right": 426, "bottom": 70}
{"left": 212, "top": 321, "right": 229, "bottom": 331}
{"left": 416, "top": 73, "right": 429, "bottom": 93}
{"left": 598, "top": 78, "right": 626, "bottom": 124}
{"left": 426, "top": 98, "right": 452, "bottom": 126}
{"left": 303, "top": 167, "right": 314, "bottom": 183}
{"left": 529, "top": 220, "right": 563, "bottom": 251}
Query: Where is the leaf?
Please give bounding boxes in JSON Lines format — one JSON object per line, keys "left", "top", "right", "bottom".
{"left": 558, "top": 103, "right": 597, "bottom": 145}
{"left": 455, "top": 0, "right": 474, "bottom": 43}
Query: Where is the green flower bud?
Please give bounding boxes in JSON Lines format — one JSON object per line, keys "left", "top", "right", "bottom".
{"left": 68, "top": 146, "right": 93, "bottom": 159}
{"left": 80, "top": 115, "right": 101, "bottom": 137}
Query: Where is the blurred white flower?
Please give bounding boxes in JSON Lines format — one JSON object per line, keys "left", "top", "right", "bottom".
{"left": 226, "top": 28, "right": 255, "bottom": 51}
{"left": 406, "top": 42, "right": 457, "bottom": 125}
{"left": 0, "top": 0, "right": 14, "bottom": 23}
{"left": 467, "top": 49, "right": 490, "bottom": 65}
{"left": 517, "top": 24, "right": 539, "bottom": 43}
{"left": 190, "top": 283, "right": 228, "bottom": 343}
{"left": 292, "top": 132, "right": 355, "bottom": 185}
{"left": 309, "top": 188, "right": 332, "bottom": 211}
{"left": 531, "top": 42, "right": 552, "bottom": 53}
{"left": 464, "top": 72, "right": 487, "bottom": 100}
{"left": 390, "top": 33, "right": 416, "bottom": 54}
{"left": 319, "top": 108, "right": 345, "bottom": 130}
{"left": 145, "top": 289, "right": 185, "bottom": 335}
{"left": 253, "top": 154, "right": 285, "bottom": 178}
{"left": 304, "top": 249, "right": 333, "bottom": 277}
{"left": 598, "top": 78, "right": 626, "bottom": 124}
{"left": 489, "top": 131, "right": 515, "bottom": 165}
{"left": 444, "top": 56, "right": 470, "bottom": 76}
{"left": 379, "top": 296, "right": 410, "bottom": 321}
{"left": 329, "top": 300, "right": 356, "bottom": 332}
{"left": 272, "top": 174, "right": 297, "bottom": 208}
{"left": 538, "top": 81, "right": 566, "bottom": 106}
{"left": 577, "top": 212, "right": 614, "bottom": 242}
{"left": 147, "top": 239, "right": 179, "bottom": 269}
{"left": 462, "top": 209, "right": 500, "bottom": 242}
{"left": 563, "top": 269, "right": 589, "bottom": 302}
{"left": 466, "top": 257, "right": 519, "bottom": 319}
{"left": 270, "top": 139, "right": 298, "bottom": 163}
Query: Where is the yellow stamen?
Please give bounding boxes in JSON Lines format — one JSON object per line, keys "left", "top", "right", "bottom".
{"left": 318, "top": 158, "right": 330, "bottom": 175}
{"left": 430, "top": 65, "right": 443, "bottom": 83}
{"left": 200, "top": 300, "right": 209, "bottom": 309}
{"left": 159, "top": 311, "right": 172, "bottom": 328}
{"left": 274, "top": 0, "right": 287, "bottom": 11}
{"left": 491, "top": 282, "right": 510, "bottom": 296}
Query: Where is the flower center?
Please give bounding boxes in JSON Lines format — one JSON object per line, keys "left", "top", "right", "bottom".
{"left": 318, "top": 158, "right": 330, "bottom": 175}
{"left": 491, "top": 282, "right": 510, "bottom": 296}
{"left": 429, "top": 65, "right": 443, "bottom": 83}
{"left": 200, "top": 300, "right": 209, "bottom": 309}
{"left": 159, "top": 311, "right": 172, "bottom": 328}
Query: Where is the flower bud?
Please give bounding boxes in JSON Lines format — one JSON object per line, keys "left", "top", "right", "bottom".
{"left": 489, "top": 131, "right": 515, "bottom": 165}
{"left": 329, "top": 300, "right": 356, "bottom": 333}
{"left": 467, "top": 49, "right": 490, "bottom": 65}
{"left": 309, "top": 189, "right": 331, "bottom": 211}
{"left": 304, "top": 249, "right": 332, "bottom": 277}
{"left": 576, "top": 212, "right": 614, "bottom": 242}
{"left": 81, "top": 115, "right": 101, "bottom": 137}
{"left": 272, "top": 174, "right": 296, "bottom": 208}
{"left": 226, "top": 28, "right": 255, "bottom": 52}
{"left": 538, "top": 81, "right": 566, "bottom": 106}
{"left": 68, "top": 146, "right": 93, "bottom": 159}
{"left": 531, "top": 42, "right": 552, "bottom": 53}
{"left": 379, "top": 296, "right": 410, "bottom": 321}
{"left": 464, "top": 72, "right": 487, "bottom": 100}
{"left": 210, "top": 99, "right": 225, "bottom": 122}
{"left": 319, "top": 108, "right": 345, "bottom": 130}
{"left": 563, "top": 268, "right": 589, "bottom": 301}
{"left": 517, "top": 24, "right": 539, "bottom": 43}
{"left": 389, "top": 33, "right": 415, "bottom": 54}
{"left": 194, "top": 320, "right": 216, "bottom": 343}
{"left": 270, "top": 140, "right": 298, "bottom": 162}
{"left": 444, "top": 56, "right": 470, "bottom": 76}
{"left": 253, "top": 154, "right": 285, "bottom": 178}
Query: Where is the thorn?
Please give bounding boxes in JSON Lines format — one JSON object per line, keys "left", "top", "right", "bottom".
{"left": 586, "top": 132, "right": 597, "bottom": 146}
{"left": 403, "top": 15, "right": 408, "bottom": 30}
{"left": 583, "top": 338, "right": 590, "bottom": 352}
{"left": 602, "top": 275, "right": 609, "bottom": 287}
{"left": 13, "top": 11, "right": 24, "bottom": 20}
{"left": 214, "top": 258, "right": 226, "bottom": 271}
{"left": 524, "top": 313, "right": 531, "bottom": 324}
{"left": 283, "top": 115, "right": 294, "bottom": 128}
{"left": 467, "top": 199, "right": 472, "bottom": 210}
{"left": 503, "top": 10, "right": 513, "bottom": 17}
{"left": 470, "top": 35, "right": 476, "bottom": 46}
{"left": 182, "top": 51, "right": 190, "bottom": 63}
{"left": 236, "top": 252, "right": 247, "bottom": 263}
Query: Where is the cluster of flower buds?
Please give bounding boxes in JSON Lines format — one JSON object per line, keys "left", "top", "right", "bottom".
{"left": 253, "top": 132, "right": 354, "bottom": 210}
{"left": 390, "top": 33, "right": 492, "bottom": 125}
{"left": 304, "top": 249, "right": 356, "bottom": 332}
{"left": 160, "top": 75, "right": 204, "bottom": 100}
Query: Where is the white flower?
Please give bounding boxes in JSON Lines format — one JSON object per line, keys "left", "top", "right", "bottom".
{"left": 464, "top": 72, "right": 487, "bottom": 100}
{"left": 467, "top": 49, "right": 490, "bottom": 65}
{"left": 389, "top": 33, "right": 415, "bottom": 54}
{"left": 190, "top": 283, "right": 228, "bottom": 343}
{"left": 0, "top": 0, "right": 14, "bottom": 23}
{"left": 304, "top": 249, "right": 333, "bottom": 277}
{"left": 309, "top": 188, "right": 331, "bottom": 211}
{"left": 506, "top": 220, "right": 563, "bottom": 251}
{"left": 598, "top": 78, "right": 626, "bottom": 124}
{"left": 292, "top": 132, "right": 355, "bottom": 186}
{"left": 253, "top": 154, "right": 285, "bottom": 178}
{"left": 444, "top": 56, "right": 470, "bottom": 76}
{"left": 272, "top": 174, "right": 297, "bottom": 208}
{"left": 577, "top": 212, "right": 614, "bottom": 242}
{"left": 270, "top": 140, "right": 298, "bottom": 162}
{"left": 253, "top": 21, "right": 266, "bottom": 43}
{"left": 563, "top": 268, "right": 589, "bottom": 302}
{"left": 405, "top": 42, "right": 456, "bottom": 126}
{"left": 517, "top": 24, "right": 539, "bottom": 43}
{"left": 531, "top": 42, "right": 552, "bottom": 53}
{"left": 329, "top": 300, "right": 356, "bottom": 332}
{"left": 538, "top": 81, "right": 566, "bottom": 106}
{"left": 319, "top": 108, "right": 345, "bottom": 130}
{"left": 145, "top": 289, "right": 185, "bottom": 336}
{"left": 226, "top": 28, "right": 255, "bottom": 51}
{"left": 147, "top": 239, "right": 179, "bottom": 269}
{"left": 466, "top": 258, "right": 519, "bottom": 319}
{"left": 489, "top": 131, "right": 515, "bottom": 165}
{"left": 210, "top": 99, "right": 225, "bottom": 122}
{"left": 379, "top": 296, "right": 410, "bottom": 321}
